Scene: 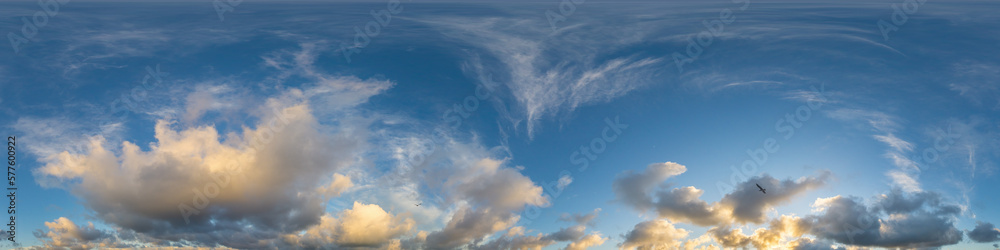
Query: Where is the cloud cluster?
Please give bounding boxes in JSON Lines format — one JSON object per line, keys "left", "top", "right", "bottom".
{"left": 341, "top": 105, "right": 570, "bottom": 249}
{"left": 27, "top": 43, "right": 401, "bottom": 248}
{"left": 26, "top": 44, "right": 556, "bottom": 248}
{"left": 413, "top": 151, "right": 549, "bottom": 249}
{"left": 613, "top": 162, "right": 830, "bottom": 227}
{"left": 618, "top": 187, "right": 973, "bottom": 250}
{"left": 612, "top": 162, "right": 825, "bottom": 249}
{"left": 424, "top": 206, "right": 521, "bottom": 249}
{"left": 619, "top": 215, "right": 813, "bottom": 250}
{"left": 613, "top": 161, "right": 979, "bottom": 249}
{"left": 32, "top": 217, "right": 123, "bottom": 249}
{"left": 33, "top": 102, "right": 359, "bottom": 248}
{"left": 703, "top": 215, "right": 812, "bottom": 249}
{"left": 810, "top": 187, "right": 965, "bottom": 248}
{"left": 476, "top": 224, "right": 602, "bottom": 250}
{"left": 11, "top": 4, "right": 997, "bottom": 250}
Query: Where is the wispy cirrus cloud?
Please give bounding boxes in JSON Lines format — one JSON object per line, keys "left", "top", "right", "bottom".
{"left": 949, "top": 61, "right": 1000, "bottom": 109}
{"left": 826, "top": 108, "right": 926, "bottom": 192}
{"left": 422, "top": 16, "right": 663, "bottom": 138}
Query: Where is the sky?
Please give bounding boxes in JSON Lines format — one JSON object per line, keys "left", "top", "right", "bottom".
{"left": 1, "top": 0, "right": 999, "bottom": 249}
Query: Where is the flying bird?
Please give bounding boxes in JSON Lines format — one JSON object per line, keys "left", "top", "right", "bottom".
{"left": 415, "top": 202, "right": 422, "bottom": 207}
{"left": 756, "top": 183, "right": 766, "bottom": 194}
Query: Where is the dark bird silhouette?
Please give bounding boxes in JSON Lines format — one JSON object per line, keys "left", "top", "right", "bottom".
{"left": 756, "top": 183, "right": 766, "bottom": 194}
{"left": 415, "top": 202, "right": 422, "bottom": 207}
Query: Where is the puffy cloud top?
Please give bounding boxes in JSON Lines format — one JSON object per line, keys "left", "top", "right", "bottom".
{"left": 34, "top": 103, "right": 363, "bottom": 247}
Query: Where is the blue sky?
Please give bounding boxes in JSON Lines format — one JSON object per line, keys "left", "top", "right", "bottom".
{"left": 1, "top": 0, "right": 999, "bottom": 249}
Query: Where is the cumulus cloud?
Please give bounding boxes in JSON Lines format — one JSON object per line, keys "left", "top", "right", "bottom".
{"left": 614, "top": 162, "right": 829, "bottom": 227}
{"left": 281, "top": 202, "right": 415, "bottom": 248}
{"left": 425, "top": 206, "right": 521, "bottom": 249}
{"left": 719, "top": 172, "right": 830, "bottom": 224}
{"left": 32, "top": 217, "right": 123, "bottom": 249}
{"left": 613, "top": 162, "right": 687, "bottom": 212}
{"left": 379, "top": 135, "right": 549, "bottom": 249}
{"left": 767, "top": 215, "right": 812, "bottom": 238}
{"left": 447, "top": 158, "right": 548, "bottom": 211}
{"left": 565, "top": 233, "right": 607, "bottom": 250}
{"left": 31, "top": 68, "right": 390, "bottom": 248}
{"left": 504, "top": 226, "right": 526, "bottom": 237}
{"left": 36, "top": 104, "right": 349, "bottom": 241}
{"left": 702, "top": 215, "right": 814, "bottom": 249}
{"left": 475, "top": 208, "right": 606, "bottom": 250}
{"left": 544, "top": 225, "right": 586, "bottom": 242}
{"left": 619, "top": 220, "right": 690, "bottom": 249}
{"left": 618, "top": 189, "right": 964, "bottom": 250}
{"left": 474, "top": 231, "right": 554, "bottom": 250}
{"left": 679, "top": 234, "right": 719, "bottom": 250}
{"left": 318, "top": 173, "right": 354, "bottom": 199}
{"left": 652, "top": 186, "right": 729, "bottom": 227}
{"left": 706, "top": 226, "right": 751, "bottom": 248}
{"left": 611, "top": 160, "right": 975, "bottom": 249}
{"left": 807, "top": 192, "right": 963, "bottom": 248}
{"left": 420, "top": 164, "right": 547, "bottom": 248}
{"left": 747, "top": 227, "right": 783, "bottom": 249}
{"left": 968, "top": 221, "right": 1000, "bottom": 243}
{"left": 708, "top": 225, "right": 793, "bottom": 250}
